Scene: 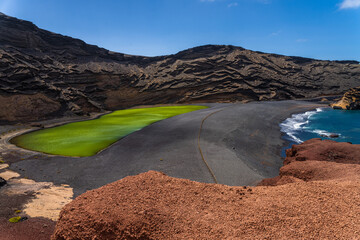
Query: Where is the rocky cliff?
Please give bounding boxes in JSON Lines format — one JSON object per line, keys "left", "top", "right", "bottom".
{"left": 331, "top": 86, "right": 360, "bottom": 110}
{"left": 1, "top": 13, "right": 360, "bottom": 122}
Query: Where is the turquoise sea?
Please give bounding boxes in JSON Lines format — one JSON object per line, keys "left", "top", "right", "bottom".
{"left": 280, "top": 107, "right": 360, "bottom": 156}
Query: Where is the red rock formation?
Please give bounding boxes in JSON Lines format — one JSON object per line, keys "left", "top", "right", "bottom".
{"left": 52, "top": 139, "right": 360, "bottom": 240}
{"left": 259, "top": 138, "right": 360, "bottom": 186}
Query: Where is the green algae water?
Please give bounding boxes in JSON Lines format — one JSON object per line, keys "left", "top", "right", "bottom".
{"left": 11, "top": 105, "right": 208, "bottom": 157}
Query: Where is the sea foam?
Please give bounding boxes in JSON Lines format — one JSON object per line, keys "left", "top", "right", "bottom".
{"left": 280, "top": 108, "right": 324, "bottom": 143}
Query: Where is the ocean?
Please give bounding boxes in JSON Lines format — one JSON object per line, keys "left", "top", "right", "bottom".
{"left": 280, "top": 107, "right": 360, "bottom": 156}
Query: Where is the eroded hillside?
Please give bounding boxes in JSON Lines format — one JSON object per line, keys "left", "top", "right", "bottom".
{"left": 1, "top": 13, "right": 359, "bottom": 122}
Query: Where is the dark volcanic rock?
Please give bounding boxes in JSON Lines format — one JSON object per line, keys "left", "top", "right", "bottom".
{"left": 0, "top": 177, "right": 6, "bottom": 187}
{"left": 331, "top": 86, "right": 360, "bottom": 110}
{"left": 30, "top": 123, "right": 45, "bottom": 128}
{"left": 1, "top": 13, "right": 360, "bottom": 122}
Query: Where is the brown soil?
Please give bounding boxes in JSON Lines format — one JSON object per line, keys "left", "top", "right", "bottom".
{"left": 284, "top": 138, "right": 360, "bottom": 165}
{"left": 0, "top": 94, "right": 61, "bottom": 123}
{"left": 0, "top": 217, "right": 56, "bottom": 240}
{"left": 52, "top": 139, "right": 360, "bottom": 240}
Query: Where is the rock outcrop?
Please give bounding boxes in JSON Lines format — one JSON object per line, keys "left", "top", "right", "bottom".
{"left": 1, "top": 13, "right": 360, "bottom": 122}
{"left": 0, "top": 176, "right": 6, "bottom": 187}
{"left": 52, "top": 139, "right": 360, "bottom": 240}
{"left": 259, "top": 138, "right": 360, "bottom": 186}
{"left": 331, "top": 86, "right": 360, "bottom": 110}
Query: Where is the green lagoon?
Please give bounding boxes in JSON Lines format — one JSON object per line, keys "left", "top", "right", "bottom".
{"left": 11, "top": 105, "right": 208, "bottom": 157}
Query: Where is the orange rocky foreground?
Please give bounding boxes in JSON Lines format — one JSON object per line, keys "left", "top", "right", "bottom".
{"left": 52, "top": 139, "right": 360, "bottom": 240}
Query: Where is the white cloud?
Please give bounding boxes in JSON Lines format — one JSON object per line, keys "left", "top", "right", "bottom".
{"left": 296, "top": 38, "right": 308, "bottom": 43}
{"left": 200, "top": 0, "right": 216, "bottom": 2}
{"left": 270, "top": 30, "right": 282, "bottom": 36}
{"left": 228, "top": 2, "right": 238, "bottom": 7}
{"left": 339, "top": 0, "right": 360, "bottom": 9}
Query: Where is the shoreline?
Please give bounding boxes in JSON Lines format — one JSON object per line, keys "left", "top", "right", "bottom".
{"left": 1, "top": 111, "right": 110, "bottom": 158}
{"left": 278, "top": 106, "right": 332, "bottom": 158}
{"left": 3, "top": 104, "right": 214, "bottom": 158}
{"left": 279, "top": 105, "right": 360, "bottom": 157}
{"left": 198, "top": 100, "right": 327, "bottom": 186}
{"left": 0, "top": 100, "right": 327, "bottom": 223}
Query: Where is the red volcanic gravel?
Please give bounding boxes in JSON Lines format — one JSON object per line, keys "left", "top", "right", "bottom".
{"left": 260, "top": 138, "right": 360, "bottom": 186}
{"left": 0, "top": 217, "right": 56, "bottom": 240}
{"left": 284, "top": 138, "right": 360, "bottom": 165}
{"left": 53, "top": 139, "right": 360, "bottom": 240}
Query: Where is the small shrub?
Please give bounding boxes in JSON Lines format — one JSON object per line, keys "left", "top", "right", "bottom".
{"left": 9, "top": 216, "right": 21, "bottom": 223}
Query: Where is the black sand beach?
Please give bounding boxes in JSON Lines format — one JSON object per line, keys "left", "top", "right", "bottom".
{"left": 3, "top": 100, "right": 326, "bottom": 197}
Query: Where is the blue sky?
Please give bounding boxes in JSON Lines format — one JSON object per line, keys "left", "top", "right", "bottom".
{"left": 1, "top": 0, "right": 359, "bottom": 60}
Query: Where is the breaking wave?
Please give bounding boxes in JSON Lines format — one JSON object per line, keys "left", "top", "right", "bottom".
{"left": 280, "top": 108, "right": 327, "bottom": 143}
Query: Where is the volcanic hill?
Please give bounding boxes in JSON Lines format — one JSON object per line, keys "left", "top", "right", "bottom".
{"left": 1, "top": 13, "right": 360, "bottom": 122}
